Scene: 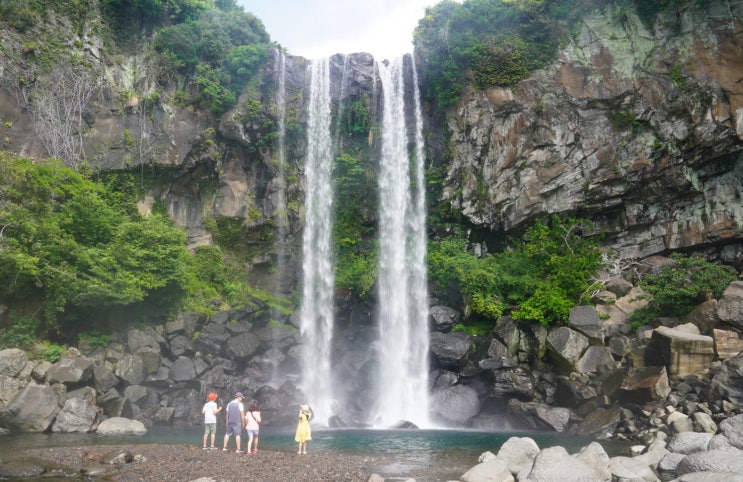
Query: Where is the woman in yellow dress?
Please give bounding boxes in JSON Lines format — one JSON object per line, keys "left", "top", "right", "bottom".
{"left": 294, "top": 404, "right": 312, "bottom": 455}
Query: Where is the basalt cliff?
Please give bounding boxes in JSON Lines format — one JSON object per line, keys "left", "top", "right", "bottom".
{"left": 2, "top": 0, "right": 743, "bottom": 449}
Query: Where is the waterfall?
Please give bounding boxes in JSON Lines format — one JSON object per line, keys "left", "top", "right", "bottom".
{"left": 272, "top": 50, "right": 289, "bottom": 303}
{"left": 374, "top": 55, "right": 430, "bottom": 427}
{"left": 299, "top": 57, "right": 336, "bottom": 424}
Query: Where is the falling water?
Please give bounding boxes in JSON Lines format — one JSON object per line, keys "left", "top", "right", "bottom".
{"left": 299, "top": 57, "right": 336, "bottom": 424}
{"left": 272, "top": 50, "right": 289, "bottom": 303}
{"left": 375, "top": 55, "right": 430, "bottom": 427}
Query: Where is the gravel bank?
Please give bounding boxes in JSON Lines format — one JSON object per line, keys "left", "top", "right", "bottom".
{"left": 1, "top": 444, "right": 473, "bottom": 481}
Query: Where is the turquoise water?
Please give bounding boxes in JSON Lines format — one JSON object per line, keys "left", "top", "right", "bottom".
{"left": 0, "top": 427, "right": 631, "bottom": 474}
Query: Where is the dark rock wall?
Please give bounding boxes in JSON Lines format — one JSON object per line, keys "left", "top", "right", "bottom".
{"left": 437, "top": 2, "right": 743, "bottom": 264}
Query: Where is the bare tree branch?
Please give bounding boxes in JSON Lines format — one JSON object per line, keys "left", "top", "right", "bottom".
{"left": 26, "top": 64, "right": 99, "bottom": 170}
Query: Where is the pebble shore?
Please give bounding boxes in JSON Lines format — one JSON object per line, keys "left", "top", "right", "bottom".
{"left": 1, "top": 444, "right": 473, "bottom": 481}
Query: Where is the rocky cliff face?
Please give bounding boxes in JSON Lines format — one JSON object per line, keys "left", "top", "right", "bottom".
{"left": 441, "top": 1, "right": 743, "bottom": 266}
{"left": 3, "top": 2, "right": 742, "bottom": 285}
{"left": 4, "top": 1, "right": 743, "bottom": 440}
{"left": 0, "top": 15, "right": 382, "bottom": 292}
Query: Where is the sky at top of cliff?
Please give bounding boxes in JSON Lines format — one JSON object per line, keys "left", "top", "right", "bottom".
{"left": 237, "top": 0, "right": 441, "bottom": 60}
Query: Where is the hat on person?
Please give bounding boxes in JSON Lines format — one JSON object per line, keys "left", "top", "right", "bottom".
{"left": 208, "top": 393, "right": 218, "bottom": 401}
{"left": 235, "top": 392, "right": 244, "bottom": 398}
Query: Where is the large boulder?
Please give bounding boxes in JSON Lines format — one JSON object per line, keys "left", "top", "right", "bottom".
{"left": 717, "top": 281, "right": 743, "bottom": 330}
{"left": 545, "top": 326, "right": 589, "bottom": 373}
{"left": 164, "top": 312, "right": 202, "bottom": 338}
{"left": 496, "top": 436, "right": 540, "bottom": 476}
{"left": 136, "top": 347, "right": 162, "bottom": 375}
{"left": 608, "top": 456, "right": 660, "bottom": 482}
{"left": 647, "top": 326, "right": 714, "bottom": 378}
{"left": 430, "top": 384, "right": 481, "bottom": 425}
{"left": 115, "top": 354, "right": 146, "bottom": 385}
{"left": 568, "top": 306, "right": 604, "bottom": 344}
{"left": 51, "top": 398, "right": 97, "bottom": 433}
{"left": 712, "top": 329, "right": 743, "bottom": 360}
{"left": 507, "top": 399, "right": 572, "bottom": 432}
{"left": 480, "top": 358, "right": 535, "bottom": 400}
{"left": 127, "top": 328, "right": 161, "bottom": 354}
{"left": 429, "top": 331, "right": 473, "bottom": 370}
{"left": 719, "top": 414, "right": 743, "bottom": 450}
{"left": 225, "top": 332, "right": 261, "bottom": 359}
{"left": 93, "top": 364, "right": 119, "bottom": 393}
{"left": 575, "top": 442, "right": 612, "bottom": 482}
{"left": 461, "top": 459, "right": 514, "bottom": 482}
{"left": 0, "top": 348, "right": 28, "bottom": 377}
{"left": 571, "top": 407, "right": 622, "bottom": 438}
{"left": 429, "top": 305, "right": 462, "bottom": 332}
{"left": 169, "top": 334, "right": 195, "bottom": 357}
{"left": 0, "top": 382, "right": 60, "bottom": 432}
{"left": 675, "top": 448, "right": 743, "bottom": 476}
{"left": 575, "top": 346, "right": 615, "bottom": 375}
{"left": 555, "top": 376, "right": 597, "bottom": 407}
{"left": 493, "top": 316, "right": 520, "bottom": 356}
{"left": 683, "top": 300, "right": 720, "bottom": 333}
{"left": 710, "top": 354, "right": 743, "bottom": 405}
{"left": 605, "top": 277, "right": 633, "bottom": 297}
{"left": 614, "top": 366, "right": 671, "bottom": 403}
{"left": 194, "top": 322, "right": 230, "bottom": 353}
{"left": 47, "top": 355, "right": 94, "bottom": 385}
{"left": 169, "top": 356, "right": 197, "bottom": 381}
{"left": 96, "top": 417, "right": 147, "bottom": 435}
{"left": 0, "top": 374, "right": 24, "bottom": 404}
{"left": 526, "top": 446, "right": 602, "bottom": 482}
{"left": 667, "top": 432, "right": 714, "bottom": 455}
{"left": 98, "top": 388, "right": 133, "bottom": 418}
{"left": 254, "top": 325, "right": 296, "bottom": 350}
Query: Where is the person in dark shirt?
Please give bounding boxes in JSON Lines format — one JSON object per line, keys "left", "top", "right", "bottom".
{"left": 222, "top": 392, "right": 245, "bottom": 452}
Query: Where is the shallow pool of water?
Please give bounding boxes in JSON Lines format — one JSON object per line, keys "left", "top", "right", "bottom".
{"left": 0, "top": 425, "right": 631, "bottom": 478}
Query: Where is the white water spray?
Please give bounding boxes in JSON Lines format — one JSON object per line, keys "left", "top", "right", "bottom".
{"left": 299, "top": 58, "right": 336, "bottom": 424}
{"left": 272, "top": 50, "right": 289, "bottom": 302}
{"left": 375, "top": 55, "right": 430, "bottom": 427}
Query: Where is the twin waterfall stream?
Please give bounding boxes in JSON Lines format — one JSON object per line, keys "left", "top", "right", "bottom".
{"left": 279, "top": 54, "right": 429, "bottom": 428}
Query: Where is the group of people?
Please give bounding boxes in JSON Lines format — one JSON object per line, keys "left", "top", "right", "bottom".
{"left": 201, "top": 392, "right": 262, "bottom": 454}
{"left": 201, "top": 392, "right": 313, "bottom": 455}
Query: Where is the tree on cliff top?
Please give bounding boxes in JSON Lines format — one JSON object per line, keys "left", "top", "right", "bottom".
{"left": 412, "top": 0, "right": 712, "bottom": 110}
{"left": 413, "top": 0, "right": 573, "bottom": 109}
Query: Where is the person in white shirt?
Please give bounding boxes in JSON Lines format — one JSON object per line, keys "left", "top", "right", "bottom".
{"left": 201, "top": 392, "right": 222, "bottom": 449}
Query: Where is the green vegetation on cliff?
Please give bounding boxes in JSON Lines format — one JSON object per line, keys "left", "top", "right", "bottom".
{"left": 428, "top": 216, "right": 602, "bottom": 330}
{"left": 0, "top": 0, "right": 273, "bottom": 117}
{"left": 0, "top": 153, "right": 189, "bottom": 337}
{"left": 151, "top": 5, "right": 272, "bottom": 114}
{"left": 333, "top": 98, "right": 378, "bottom": 300}
{"left": 413, "top": 0, "right": 578, "bottom": 108}
{"left": 412, "top": 0, "right": 712, "bottom": 109}
{"left": 630, "top": 253, "right": 738, "bottom": 328}
{"left": 0, "top": 152, "right": 285, "bottom": 344}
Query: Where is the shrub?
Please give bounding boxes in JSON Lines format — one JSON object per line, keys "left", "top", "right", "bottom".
{"left": 0, "top": 311, "right": 39, "bottom": 349}
{"left": 0, "top": 153, "right": 193, "bottom": 336}
{"left": 42, "top": 343, "right": 66, "bottom": 363}
{"left": 633, "top": 253, "right": 738, "bottom": 322}
{"left": 428, "top": 216, "right": 602, "bottom": 328}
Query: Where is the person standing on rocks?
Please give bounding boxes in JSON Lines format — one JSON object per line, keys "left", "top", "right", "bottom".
{"left": 201, "top": 392, "right": 222, "bottom": 450}
{"left": 244, "top": 403, "right": 262, "bottom": 454}
{"left": 223, "top": 392, "right": 245, "bottom": 453}
{"left": 294, "top": 404, "right": 312, "bottom": 455}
